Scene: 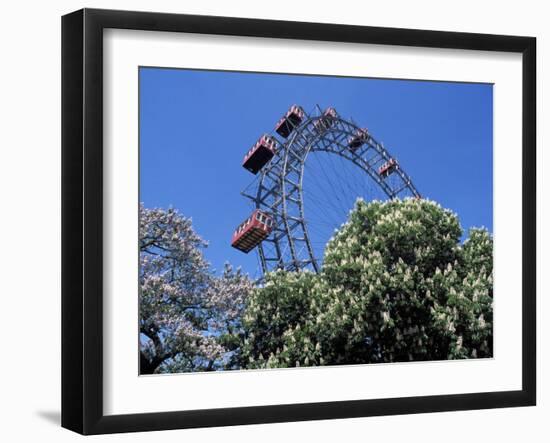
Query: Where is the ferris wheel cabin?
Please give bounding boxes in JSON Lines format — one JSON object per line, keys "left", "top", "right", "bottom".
{"left": 275, "top": 105, "right": 305, "bottom": 138}
{"left": 378, "top": 158, "right": 398, "bottom": 178}
{"left": 348, "top": 128, "right": 369, "bottom": 150}
{"left": 242, "top": 134, "right": 277, "bottom": 174}
{"left": 231, "top": 210, "right": 274, "bottom": 253}
{"left": 314, "top": 107, "right": 338, "bottom": 132}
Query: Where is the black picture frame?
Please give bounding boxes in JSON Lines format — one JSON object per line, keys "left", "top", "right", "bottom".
{"left": 61, "top": 8, "right": 536, "bottom": 435}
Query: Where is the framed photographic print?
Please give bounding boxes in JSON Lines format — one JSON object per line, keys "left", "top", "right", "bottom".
{"left": 61, "top": 8, "right": 536, "bottom": 435}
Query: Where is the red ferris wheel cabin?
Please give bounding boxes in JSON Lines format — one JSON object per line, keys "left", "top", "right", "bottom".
{"left": 314, "top": 107, "right": 338, "bottom": 132}
{"left": 242, "top": 134, "right": 277, "bottom": 174}
{"left": 231, "top": 210, "right": 274, "bottom": 253}
{"left": 348, "top": 128, "right": 369, "bottom": 150}
{"left": 378, "top": 158, "right": 398, "bottom": 178}
{"left": 275, "top": 105, "right": 305, "bottom": 138}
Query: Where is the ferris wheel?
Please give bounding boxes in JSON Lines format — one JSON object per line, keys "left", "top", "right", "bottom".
{"left": 231, "top": 104, "right": 421, "bottom": 276}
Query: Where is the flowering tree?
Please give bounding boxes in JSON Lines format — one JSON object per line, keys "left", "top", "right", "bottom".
{"left": 139, "top": 205, "right": 253, "bottom": 374}
{"left": 240, "top": 199, "right": 493, "bottom": 369}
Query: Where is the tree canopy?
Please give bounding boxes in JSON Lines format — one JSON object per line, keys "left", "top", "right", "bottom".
{"left": 240, "top": 198, "right": 493, "bottom": 369}
{"left": 139, "top": 204, "right": 253, "bottom": 374}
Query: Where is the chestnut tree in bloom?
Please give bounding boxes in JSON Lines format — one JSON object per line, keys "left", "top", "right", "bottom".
{"left": 139, "top": 205, "right": 253, "bottom": 374}
{"left": 240, "top": 198, "right": 493, "bottom": 369}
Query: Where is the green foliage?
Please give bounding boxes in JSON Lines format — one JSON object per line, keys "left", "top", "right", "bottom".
{"left": 240, "top": 198, "right": 493, "bottom": 369}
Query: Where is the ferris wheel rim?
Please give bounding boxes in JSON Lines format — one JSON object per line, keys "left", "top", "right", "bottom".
{"left": 245, "top": 106, "right": 420, "bottom": 277}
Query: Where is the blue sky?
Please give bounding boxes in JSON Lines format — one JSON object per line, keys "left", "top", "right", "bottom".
{"left": 139, "top": 67, "right": 493, "bottom": 277}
